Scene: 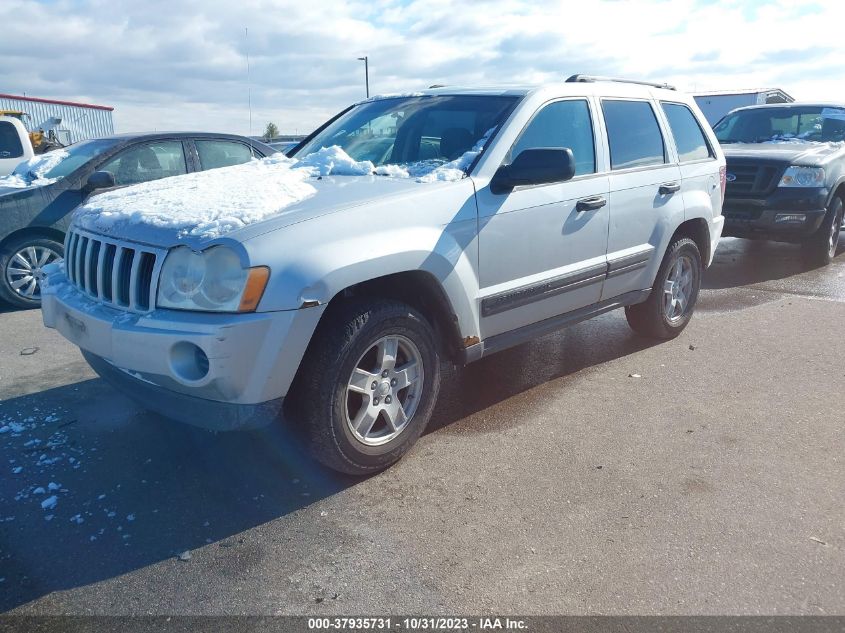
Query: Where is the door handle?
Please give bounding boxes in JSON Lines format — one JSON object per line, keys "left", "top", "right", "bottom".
{"left": 576, "top": 196, "right": 607, "bottom": 212}
{"left": 659, "top": 182, "right": 681, "bottom": 195}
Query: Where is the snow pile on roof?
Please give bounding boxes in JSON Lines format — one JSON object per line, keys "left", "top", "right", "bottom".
{"left": 75, "top": 154, "right": 318, "bottom": 239}
{"left": 0, "top": 150, "right": 69, "bottom": 189}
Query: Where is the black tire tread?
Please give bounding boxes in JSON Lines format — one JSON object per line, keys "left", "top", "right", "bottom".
{"left": 289, "top": 299, "right": 440, "bottom": 475}
{"left": 625, "top": 237, "right": 701, "bottom": 340}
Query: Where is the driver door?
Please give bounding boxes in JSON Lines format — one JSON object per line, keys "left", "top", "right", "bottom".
{"left": 475, "top": 98, "right": 610, "bottom": 339}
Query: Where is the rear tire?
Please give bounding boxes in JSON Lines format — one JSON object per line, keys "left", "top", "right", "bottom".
{"left": 802, "top": 197, "right": 843, "bottom": 268}
{"left": 0, "top": 236, "right": 64, "bottom": 309}
{"left": 289, "top": 299, "right": 441, "bottom": 475}
{"left": 625, "top": 237, "right": 702, "bottom": 340}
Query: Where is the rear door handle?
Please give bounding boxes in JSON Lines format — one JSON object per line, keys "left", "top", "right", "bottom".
{"left": 576, "top": 196, "right": 607, "bottom": 212}
{"left": 659, "top": 182, "right": 681, "bottom": 195}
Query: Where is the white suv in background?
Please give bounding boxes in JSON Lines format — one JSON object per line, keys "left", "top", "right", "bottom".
{"left": 43, "top": 76, "right": 725, "bottom": 474}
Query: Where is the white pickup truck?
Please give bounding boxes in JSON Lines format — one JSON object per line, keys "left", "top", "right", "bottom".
{"left": 0, "top": 116, "right": 34, "bottom": 177}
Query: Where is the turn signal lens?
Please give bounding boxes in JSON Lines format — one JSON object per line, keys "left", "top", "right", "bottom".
{"left": 238, "top": 266, "right": 270, "bottom": 312}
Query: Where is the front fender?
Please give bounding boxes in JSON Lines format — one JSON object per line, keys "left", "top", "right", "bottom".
{"left": 243, "top": 180, "right": 482, "bottom": 341}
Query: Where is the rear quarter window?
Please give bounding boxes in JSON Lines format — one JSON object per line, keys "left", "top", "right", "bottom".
{"left": 602, "top": 100, "right": 666, "bottom": 170}
{"left": 0, "top": 121, "right": 25, "bottom": 160}
{"left": 661, "top": 102, "right": 713, "bottom": 162}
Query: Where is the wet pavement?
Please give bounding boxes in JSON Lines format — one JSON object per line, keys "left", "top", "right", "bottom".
{"left": 0, "top": 237, "right": 843, "bottom": 615}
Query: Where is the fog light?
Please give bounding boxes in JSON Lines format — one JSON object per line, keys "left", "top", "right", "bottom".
{"left": 170, "top": 342, "right": 210, "bottom": 382}
{"left": 774, "top": 213, "right": 807, "bottom": 223}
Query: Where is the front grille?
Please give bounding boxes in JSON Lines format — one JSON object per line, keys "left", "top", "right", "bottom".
{"left": 725, "top": 161, "right": 783, "bottom": 198}
{"left": 64, "top": 229, "right": 165, "bottom": 313}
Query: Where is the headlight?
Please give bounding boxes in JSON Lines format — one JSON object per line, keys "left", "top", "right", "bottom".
{"left": 157, "top": 246, "right": 269, "bottom": 312}
{"left": 779, "top": 166, "right": 825, "bottom": 188}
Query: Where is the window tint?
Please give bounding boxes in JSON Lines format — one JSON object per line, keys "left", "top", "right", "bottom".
{"left": 196, "top": 140, "right": 255, "bottom": 170}
{"left": 101, "top": 141, "right": 187, "bottom": 186}
{"left": 602, "top": 100, "right": 666, "bottom": 170}
{"left": 0, "top": 121, "right": 24, "bottom": 160}
{"left": 661, "top": 103, "right": 713, "bottom": 162}
{"left": 509, "top": 100, "right": 596, "bottom": 176}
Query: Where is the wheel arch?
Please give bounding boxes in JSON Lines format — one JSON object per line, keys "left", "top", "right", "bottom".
{"left": 0, "top": 226, "right": 67, "bottom": 253}
{"left": 670, "top": 218, "right": 710, "bottom": 266}
{"left": 318, "top": 270, "right": 468, "bottom": 363}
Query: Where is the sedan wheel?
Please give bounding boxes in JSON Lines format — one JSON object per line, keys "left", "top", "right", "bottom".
{"left": 5, "top": 245, "right": 61, "bottom": 300}
{"left": 0, "top": 237, "right": 64, "bottom": 309}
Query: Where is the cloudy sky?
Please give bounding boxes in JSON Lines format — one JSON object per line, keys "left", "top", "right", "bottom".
{"left": 2, "top": 0, "right": 843, "bottom": 136}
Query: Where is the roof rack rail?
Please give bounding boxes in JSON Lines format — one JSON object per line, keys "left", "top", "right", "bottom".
{"left": 565, "top": 74, "right": 676, "bottom": 91}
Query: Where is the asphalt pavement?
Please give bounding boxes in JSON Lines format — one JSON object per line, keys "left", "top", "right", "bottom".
{"left": 0, "top": 237, "right": 843, "bottom": 615}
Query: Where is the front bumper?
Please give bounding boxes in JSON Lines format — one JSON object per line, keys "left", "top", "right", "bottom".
{"left": 42, "top": 268, "right": 324, "bottom": 430}
{"left": 722, "top": 187, "right": 829, "bottom": 241}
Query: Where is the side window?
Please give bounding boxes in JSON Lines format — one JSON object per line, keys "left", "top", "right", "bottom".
{"left": 661, "top": 103, "right": 713, "bottom": 162}
{"left": 0, "top": 121, "right": 25, "bottom": 160}
{"left": 101, "top": 141, "right": 187, "bottom": 186}
{"left": 602, "top": 100, "right": 666, "bottom": 170}
{"left": 195, "top": 140, "right": 255, "bottom": 170}
{"left": 509, "top": 100, "right": 596, "bottom": 176}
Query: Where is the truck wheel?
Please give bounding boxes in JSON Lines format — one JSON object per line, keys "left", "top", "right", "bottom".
{"left": 0, "top": 236, "right": 64, "bottom": 309}
{"left": 290, "top": 299, "right": 441, "bottom": 475}
{"left": 802, "top": 197, "right": 843, "bottom": 267}
{"left": 625, "top": 237, "right": 702, "bottom": 340}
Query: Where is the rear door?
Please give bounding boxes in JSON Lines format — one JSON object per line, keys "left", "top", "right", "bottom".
{"left": 475, "top": 97, "right": 610, "bottom": 338}
{"left": 599, "top": 98, "right": 685, "bottom": 300}
{"left": 193, "top": 139, "right": 258, "bottom": 171}
{"left": 658, "top": 101, "right": 721, "bottom": 239}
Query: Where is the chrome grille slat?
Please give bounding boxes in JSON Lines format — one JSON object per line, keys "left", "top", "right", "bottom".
{"left": 83, "top": 238, "right": 95, "bottom": 295}
{"left": 64, "top": 228, "right": 164, "bottom": 314}
{"left": 75, "top": 237, "right": 87, "bottom": 289}
{"left": 128, "top": 250, "right": 141, "bottom": 311}
{"left": 96, "top": 242, "right": 107, "bottom": 299}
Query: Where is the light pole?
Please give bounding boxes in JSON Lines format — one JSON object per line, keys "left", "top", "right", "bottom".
{"left": 357, "top": 56, "right": 369, "bottom": 98}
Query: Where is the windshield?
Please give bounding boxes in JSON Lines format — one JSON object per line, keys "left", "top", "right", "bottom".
{"left": 0, "top": 138, "right": 120, "bottom": 189}
{"left": 714, "top": 106, "right": 845, "bottom": 144}
{"left": 41, "top": 138, "right": 121, "bottom": 179}
{"left": 294, "top": 95, "right": 518, "bottom": 173}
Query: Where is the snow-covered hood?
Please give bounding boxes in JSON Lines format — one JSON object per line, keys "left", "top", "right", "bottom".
{"left": 0, "top": 150, "right": 69, "bottom": 189}
{"left": 722, "top": 141, "right": 845, "bottom": 166}
{"left": 71, "top": 143, "right": 486, "bottom": 249}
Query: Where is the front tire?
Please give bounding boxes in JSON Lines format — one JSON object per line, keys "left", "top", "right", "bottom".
{"left": 290, "top": 299, "right": 441, "bottom": 475}
{"left": 625, "top": 237, "right": 702, "bottom": 339}
{"left": 0, "top": 236, "right": 64, "bottom": 309}
{"left": 802, "top": 196, "right": 843, "bottom": 268}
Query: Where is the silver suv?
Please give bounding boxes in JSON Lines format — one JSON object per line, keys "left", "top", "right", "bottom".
{"left": 42, "top": 76, "right": 725, "bottom": 474}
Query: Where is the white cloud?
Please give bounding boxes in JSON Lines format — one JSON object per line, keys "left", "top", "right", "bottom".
{"left": 2, "top": 0, "right": 844, "bottom": 137}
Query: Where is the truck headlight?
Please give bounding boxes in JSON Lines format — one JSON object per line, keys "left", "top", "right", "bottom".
{"left": 157, "top": 246, "right": 269, "bottom": 312}
{"left": 779, "top": 166, "right": 825, "bottom": 188}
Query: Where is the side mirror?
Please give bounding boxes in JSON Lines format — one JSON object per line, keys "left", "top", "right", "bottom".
{"left": 490, "top": 148, "right": 576, "bottom": 194}
{"left": 86, "top": 170, "right": 116, "bottom": 191}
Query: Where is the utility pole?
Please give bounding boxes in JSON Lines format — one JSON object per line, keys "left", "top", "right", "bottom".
{"left": 357, "top": 56, "right": 369, "bottom": 98}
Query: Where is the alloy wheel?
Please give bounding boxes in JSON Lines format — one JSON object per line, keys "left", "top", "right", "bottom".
{"left": 663, "top": 255, "right": 694, "bottom": 323}
{"left": 4, "top": 245, "right": 61, "bottom": 299}
{"left": 344, "top": 334, "right": 424, "bottom": 446}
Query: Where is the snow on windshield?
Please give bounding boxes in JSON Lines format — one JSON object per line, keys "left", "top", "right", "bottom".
{"left": 74, "top": 136, "right": 491, "bottom": 239}
{"left": 0, "top": 150, "right": 69, "bottom": 189}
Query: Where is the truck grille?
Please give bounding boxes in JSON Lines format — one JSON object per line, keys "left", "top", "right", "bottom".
{"left": 64, "top": 229, "right": 165, "bottom": 313}
{"left": 725, "top": 162, "right": 783, "bottom": 197}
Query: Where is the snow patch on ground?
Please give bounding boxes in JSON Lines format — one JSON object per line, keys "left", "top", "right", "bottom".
{"left": 0, "top": 150, "right": 69, "bottom": 189}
